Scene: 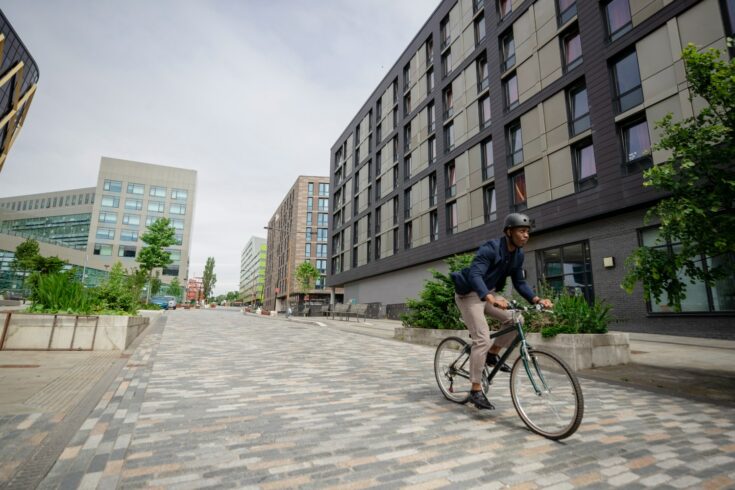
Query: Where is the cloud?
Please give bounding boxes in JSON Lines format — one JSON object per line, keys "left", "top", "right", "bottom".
{"left": 0, "top": 0, "right": 439, "bottom": 294}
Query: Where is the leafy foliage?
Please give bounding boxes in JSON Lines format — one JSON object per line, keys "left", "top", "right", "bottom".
{"left": 137, "top": 218, "right": 176, "bottom": 302}
{"left": 295, "top": 261, "right": 321, "bottom": 291}
{"left": 203, "top": 257, "right": 217, "bottom": 299}
{"left": 30, "top": 272, "right": 95, "bottom": 314}
{"left": 166, "top": 277, "right": 183, "bottom": 301}
{"left": 400, "top": 254, "right": 473, "bottom": 329}
{"left": 623, "top": 42, "right": 735, "bottom": 310}
{"left": 95, "top": 262, "right": 137, "bottom": 313}
{"left": 10, "top": 238, "right": 40, "bottom": 272}
{"left": 540, "top": 293, "right": 612, "bottom": 337}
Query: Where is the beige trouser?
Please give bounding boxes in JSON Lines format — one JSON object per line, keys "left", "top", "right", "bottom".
{"left": 455, "top": 291, "right": 522, "bottom": 384}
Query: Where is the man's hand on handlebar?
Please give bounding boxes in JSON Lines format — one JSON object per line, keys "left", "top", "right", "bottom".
{"left": 487, "top": 294, "right": 509, "bottom": 309}
{"left": 536, "top": 298, "right": 553, "bottom": 309}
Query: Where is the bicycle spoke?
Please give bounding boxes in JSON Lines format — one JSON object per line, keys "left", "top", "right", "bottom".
{"left": 434, "top": 337, "right": 472, "bottom": 404}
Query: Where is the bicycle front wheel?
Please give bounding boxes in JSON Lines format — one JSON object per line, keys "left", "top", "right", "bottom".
{"left": 509, "top": 349, "right": 583, "bottom": 440}
{"left": 434, "top": 336, "right": 472, "bottom": 404}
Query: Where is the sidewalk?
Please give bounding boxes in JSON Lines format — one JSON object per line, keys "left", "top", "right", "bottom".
{"left": 285, "top": 313, "right": 735, "bottom": 406}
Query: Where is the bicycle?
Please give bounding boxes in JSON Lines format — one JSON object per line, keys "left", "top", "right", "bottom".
{"left": 433, "top": 300, "right": 584, "bottom": 440}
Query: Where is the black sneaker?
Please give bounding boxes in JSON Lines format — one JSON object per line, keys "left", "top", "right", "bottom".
{"left": 469, "top": 390, "right": 495, "bottom": 410}
{"left": 486, "top": 353, "right": 511, "bottom": 373}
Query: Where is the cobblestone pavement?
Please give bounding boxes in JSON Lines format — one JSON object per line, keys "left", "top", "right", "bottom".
{"left": 39, "top": 310, "right": 735, "bottom": 489}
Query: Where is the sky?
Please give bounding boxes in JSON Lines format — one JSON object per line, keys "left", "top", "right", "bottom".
{"left": 0, "top": 0, "right": 439, "bottom": 295}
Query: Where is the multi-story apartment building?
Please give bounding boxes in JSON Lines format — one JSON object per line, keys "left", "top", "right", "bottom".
{"left": 186, "top": 277, "right": 203, "bottom": 302}
{"left": 240, "top": 236, "right": 266, "bottom": 306}
{"left": 264, "top": 176, "right": 343, "bottom": 312}
{"left": 0, "top": 156, "right": 197, "bottom": 291}
{"left": 0, "top": 8, "right": 40, "bottom": 174}
{"left": 328, "top": 0, "right": 734, "bottom": 336}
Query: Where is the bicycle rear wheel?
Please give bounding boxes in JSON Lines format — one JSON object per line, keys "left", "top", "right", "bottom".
{"left": 434, "top": 336, "right": 472, "bottom": 403}
{"left": 509, "top": 348, "right": 583, "bottom": 440}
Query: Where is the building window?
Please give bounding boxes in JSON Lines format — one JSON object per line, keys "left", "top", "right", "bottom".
{"left": 446, "top": 202, "right": 458, "bottom": 235}
{"left": 639, "top": 227, "right": 735, "bottom": 312}
{"left": 474, "top": 15, "right": 486, "bottom": 45}
{"left": 306, "top": 212, "right": 313, "bottom": 225}
{"left": 444, "top": 122, "right": 455, "bottom": 152}
{"left": 613, "top": 51, "right": 643, "bottom": 113}
{"left": 568, "top": 85, "right": 590, "bottom": 136}
{"left": 316, "top": 244, "right": 328, "bottom": 258}
{"left": 479, "top": 95, "right": 491, "bottom": 129}
{"left": 96, "top": 228, "right": 115, "bottom": 240}
{"left": 445, "top": 161, "right": 457, "bottom": 197}
{"left": 319, "top": 183, "right": 329, "bottom": 196}
{"left": 127, "top": 183, "right": 144, "bottom": 195}
{"left": 317, "top": 228, "right": 328, "bottom": 241}
{"left": 426, "top": 36, "right": 434, "bottom": 65}
{"left": 318, "top": 198, "right": 328, "bottom": 211}
{"left": 149, "top": 186, "right": 166, "bottom": 198}
{"left": 123, "top": 214, "right": 141, "bottom": 227}
{"left": 501, "top": 32, "right": 515, "bottom": 71}
{"left": 404, "top": 123, "right": 412, "bottom": 152}
{"left": 498, "top": 0, "right": 512, "bottom": 18}
{"left": 511, "top": 171, "right": 527, "bottom": 210}
{"left": 103, "top": 179, "right": 122, "bottom": 192}
{"left": 504, "top": 73, "right": 519, "bottom": 110}
{"left": 404, "top": 155, "right": 412, "bottom": 179}
{"left": 427, "top": 67, "right": 435, "bottom": 93}
{"left": 393, "top": 197, "right": 399, "bottom": 226}
{"left": 429, "top": 172, "right": 437, "bottom": 207}
{"left": 308, "top": 182, "right": 314, "bottom": 196}
{"left": 477, "top": 56, "right": 489, "bottom": 92}
{"left": 427, "top": 103, "right": 435, "bottom": 133}
{"left": 148, "top": 201, "right": 165, "bottom": 213}
{"left": 442, "top": 48, "right": 453, "bottom": 77}
{"left": 98, "top": 212, "right": 117, "bottom": 224}
{"left": 305, "top": 243, "right": 311, "bottom": 257}
{"left": 557, "top": 0, "right": 577, "bottom": 25}
{"left": 120, "top": 229, "right": 139, "bottom": 242}
{"left": 307, "top": 197, "right": 313, "bottom": 209}
{"left": 430, "top": 210, "right": 439, "bottom": 242}
{"left": 317, "top": 213, "right": 328, "bottom": 226}
{"left": 440, "top": 15, "right": 450, "bottom": 49}
{"left": 170, "top": 203, "right": 186, "bottom": 215}
{"left": 537, "top": 241, "right": 594, "bottom": 303}
{"left": 574, "top": 141, "right": 597, "bottom": 191}
{"left": 621, "top": 118, "right": 651, "bottom": 165}
{"left": 404, "top": 92, "right": 412, "bottom": 114}
{"left": 163, "top": 265, "right": 179, "bottom": 277}
{"left": 125, "top": 198, "right": 143, "bottom": 211}
{"left": 443, "top": 86, "right": 454, "bottom": 120}
{"left": 101, "top": 195, "right": 119, "bottom": 208}
{"left": 376, "top": 123, "right": 382, "bottom": 142}
{"left": 507, "top": 122, "right": 523, "bottom": 166}
{"left": 93, "top": 243, "right": 113, "bottom": 256}
{"left": 429, "top": 136, "right": 437, "bottom": 164}
{"left": 563, "top": 30, "right": 582, "bottom": 72}
{"left": 481, "top": 139, "right": 494, "bottom": 180}
{"left": 404, "top": 188, "right": 412, "bottom": 218}
{"left": 170, "top": 218, "right": 184, "bottom": 230}
{"left": 483, "top": 185, "right": 497, "bottom": 223}
{"left": 376, "top": 178, "right": 382, "bottom": 200}
{"left": 171, "top": 188, "right": 188, "bottom": 200}
{"left": 403, "top": 63, "right": 411, "bottom": 92}
{"left": 404, "top": 222, "right": 413, "bottom": 249}
{"left": 605, "top": 0, "right": 632, "bottom": 41}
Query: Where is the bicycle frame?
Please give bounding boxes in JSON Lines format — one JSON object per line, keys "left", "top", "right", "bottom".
{"left": 450, "top": 305, "right": 550, "bottom": 396}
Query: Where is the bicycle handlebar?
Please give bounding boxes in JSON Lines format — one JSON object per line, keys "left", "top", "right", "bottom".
{"left": 492, "top": 300, "right": 553, "bottom": 313}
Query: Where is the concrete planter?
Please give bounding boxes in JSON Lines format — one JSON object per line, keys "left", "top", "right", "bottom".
{"left": 394, "top": 327, "right": 630, "bottom": 371}
{"left": 0, "top": 312, "right": 149, "bottom": 351}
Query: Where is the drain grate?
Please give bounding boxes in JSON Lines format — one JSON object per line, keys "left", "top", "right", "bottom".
{"left": 0, "top": 364, "right": 40, "bottom": 368}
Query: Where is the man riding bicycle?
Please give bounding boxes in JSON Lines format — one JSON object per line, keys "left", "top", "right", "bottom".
{"left": 450, "top": 213, "right": 553, "bottom": 410}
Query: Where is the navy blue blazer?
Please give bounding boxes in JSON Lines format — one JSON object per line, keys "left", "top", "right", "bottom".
{"left": 450, "top": 236, "right": 535, "bottom": 303}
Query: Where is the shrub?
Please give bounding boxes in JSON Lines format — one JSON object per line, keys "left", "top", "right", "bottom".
{"left": 137, "top": 303, "right": 162, "bottom": 311}
{"left": 96, "top": 262, "right": 137, "bottom": 314}
{"left": 30, "top": 272, "right": 96, "bottom": 314}
{"left": 542, "top": 293, "right": 612, "bottom": 337}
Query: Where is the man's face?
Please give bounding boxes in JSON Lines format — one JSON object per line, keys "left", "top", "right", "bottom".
{"left": 508, "top": 226, "right": 530, "bottom": 247}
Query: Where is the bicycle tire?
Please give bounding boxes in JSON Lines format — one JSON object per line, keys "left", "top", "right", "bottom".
{"left": 509, "top": 348, "right": 583, "bottom": 440}
{"left": 434, "top": 336, "right": 472, "bottom": 404}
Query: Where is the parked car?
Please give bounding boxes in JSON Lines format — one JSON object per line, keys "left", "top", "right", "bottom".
{"left": 150, "top": 296, "right": 177, "bottom": 310}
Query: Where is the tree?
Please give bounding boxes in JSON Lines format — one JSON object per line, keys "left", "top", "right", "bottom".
{"left": 96, "top": 262, "right": 136, "bottom": 313}
{"left": 623, "top": 42, "right": 735, "bottom": 310}
{"left": 202, "top": 257, "right": 216, "bottom": 299}
{"left": 137, "top": 218, "right": 176, "bottom": 302}
{"left": 150, "top": 274, "right": 162, "bottom": 297}
{"left": 166, "top": 277, "right": 183, "bottom": 301}
{"left": 11, "top": 238, "right": 40, "bottom": 272}
{"left": 12, "top": 238, "right": 67, "bottom": 298}
{"left": 225, "top": 290, "right": 239, "bottom": 302}
{"left": 295, "top": 261, "right": 320, "bottom": 292}
{"left": 400, "top": 254, "right": 473, "bottom": 329}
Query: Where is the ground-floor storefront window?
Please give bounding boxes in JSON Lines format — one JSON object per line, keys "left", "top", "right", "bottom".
{"left": 536, "top": 240, "right": 594, "bottom": 303}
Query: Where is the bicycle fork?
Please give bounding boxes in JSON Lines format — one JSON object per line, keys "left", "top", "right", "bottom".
{"left": 520, "top": 340, "right": 550, "bottom": 396}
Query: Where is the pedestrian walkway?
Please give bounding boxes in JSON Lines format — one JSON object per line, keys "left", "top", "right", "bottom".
{"left": 32, "top": 310, "right": 735, "bottom": 488}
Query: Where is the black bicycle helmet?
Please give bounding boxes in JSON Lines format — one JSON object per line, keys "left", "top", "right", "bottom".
{"left": 503, "top": 213, "right": 531, "bottom": 231}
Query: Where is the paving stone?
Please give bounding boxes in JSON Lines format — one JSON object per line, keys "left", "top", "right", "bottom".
{"left": 21, "top": 311, "right": 735, "bottom": 489}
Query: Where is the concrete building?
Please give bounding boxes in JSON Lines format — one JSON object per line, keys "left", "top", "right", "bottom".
{"left": 327, "top": 0, "right": 734, "bottom": 337}
{"left": 239, "top": 236, "right": 266, "bottom": 306}
{"left": 264, "top": 176, "right": 343, "bottom": 312}
{"left": 0, "top": 156, "right": 197, "bottom": 292}
{"left": 0, "top": 8, "right": 39, "bottom": 174}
